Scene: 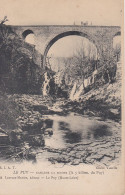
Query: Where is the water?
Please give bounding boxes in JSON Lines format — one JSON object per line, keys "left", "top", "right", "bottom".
{"left": 44, "top": 112, "right": 114, "bottom": 149}
{"left": 35, "top": 111, "right": 121, "bottom": 165}
{"left": 0, "top": 99, "right": 120, "bottom": 165}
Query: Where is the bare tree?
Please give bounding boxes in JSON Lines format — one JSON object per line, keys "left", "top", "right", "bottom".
{"left": 0, "top": 16, "right": 8, "bottom": 24}
{"left": 71, "top": 40, "right": 95, "bottom": 86}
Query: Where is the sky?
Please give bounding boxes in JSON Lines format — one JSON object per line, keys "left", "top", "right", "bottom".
{"left": 0, "top": 0, "right": 122, "bottom": 26}
{"left": 47, "top": 36, "right": 97, "bottom": 57}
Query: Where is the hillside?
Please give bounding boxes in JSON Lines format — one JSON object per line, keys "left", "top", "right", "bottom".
{"left": 62, "top": 61, "right": 122, "bottom": 122}
{"left": 0, "top": 24, "right": 43, "bottom": 94}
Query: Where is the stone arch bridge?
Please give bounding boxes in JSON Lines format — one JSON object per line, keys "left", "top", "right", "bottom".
{"left": 11, "top": 25, "right": 121, "bottom": 67}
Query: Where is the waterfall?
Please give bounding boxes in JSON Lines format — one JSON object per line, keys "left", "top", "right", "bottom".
{"left": 73, "top": 84, "right": 84, "bottom": 100}
{"left": 69, "top": 82, "right": 84, "bottom": 101}
{"left": 92, "top": 69, "right": 98, "bottom": 84}
{"left": 69, "top": 82, "right": 77, "bottom": 100}
{"left": 43, "top": 72, "right": 49, "bottom": 96}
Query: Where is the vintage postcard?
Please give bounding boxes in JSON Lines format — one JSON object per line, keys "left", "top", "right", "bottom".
{"left": 0, "top": 0, "right": 124, "bottom": 194}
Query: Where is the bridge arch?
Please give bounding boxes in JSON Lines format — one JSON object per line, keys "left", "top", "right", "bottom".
{"left": 114, "top": 31, "right": 121, "bottom": 37}
{"left": 22, "top": 29, "right": 34, "bottom": 39}
{"left": 43, "top": 31, "right": 99, "bottom": 67}
{"left": 113, "top": 31, "right": 121, "bottom": 62}
{"left": 22, "top": 29, "right": 36, "bottom": 45}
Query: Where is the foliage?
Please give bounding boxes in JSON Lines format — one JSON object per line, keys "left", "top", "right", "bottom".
{"left": 98, "top": 52, "right": 117, "bottom": 84}
{"left": 113, "top": 42, "right": 121, "bottom": 62}
{"left": 0, "top": 23, "right": 43, "bottom": 94}
{"left": 0, "top": 93, "right": 20, "bottom": 129}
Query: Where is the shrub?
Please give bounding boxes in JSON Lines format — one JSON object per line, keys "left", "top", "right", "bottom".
{"left": 0, "top": 93, "right": 20, "bottom": 130}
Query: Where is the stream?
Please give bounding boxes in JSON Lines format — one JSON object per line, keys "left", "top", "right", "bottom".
{"left": 35, "top": 110, "right": 121, "bottom": 165}
{"left": 44, "top": 113, "right": 113, "bottom": 148}
{"left": 0, "top": 96, "right": 121, "bottom": 166}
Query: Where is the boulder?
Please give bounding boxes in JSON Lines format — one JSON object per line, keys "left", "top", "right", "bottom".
{"left": 9, "top": 128, "right": 23, "bottom": 145}
{"left": 29, "top": 135, "right": 45, "bottom": 147}
{"left": 44, "top": 128, "right": 53, "bottom": 136}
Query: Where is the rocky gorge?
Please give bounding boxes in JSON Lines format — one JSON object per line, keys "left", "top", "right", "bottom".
{"left": 0, "top": 23, "right": 122, "bottom": 167}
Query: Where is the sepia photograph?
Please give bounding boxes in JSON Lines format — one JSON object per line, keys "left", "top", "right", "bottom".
{"left": 0, "top": 0, "right": 124, "bottom": 194}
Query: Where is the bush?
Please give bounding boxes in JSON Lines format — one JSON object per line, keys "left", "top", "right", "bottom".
{"left": 0, "top": 24, "right": 43, "bottom": 94}
{"left": 0, "top": 93, "right": 20, "bottom": 130}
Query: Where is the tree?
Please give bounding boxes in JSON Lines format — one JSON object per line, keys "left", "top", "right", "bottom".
{"left": 63, "top": 40, "right": 97, "bottom": 87}
{"left": 98, "top": 50, "right": 117, "bottom": 84}
{"left": 0, "top": 16, "right": 8, "bottom": 24}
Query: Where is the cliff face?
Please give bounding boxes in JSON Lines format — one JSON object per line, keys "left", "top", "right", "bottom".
{"left": 0, "top": 24, "right": 43, "bottom": 94}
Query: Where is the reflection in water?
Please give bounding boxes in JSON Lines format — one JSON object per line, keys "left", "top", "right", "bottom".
{"left": 92, "top": 125, "right": 112, "bottom": 139}
{"left": 59, "top": 122, "right": 70, "bottom": 131}
{"left": 44, "top": 113, "right": 113, "bottom": 149}
{"left": 64, "top": 132, "right": 82, "bottom": 144}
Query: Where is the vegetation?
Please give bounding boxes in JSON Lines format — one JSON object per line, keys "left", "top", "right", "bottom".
{"left": 0, "top": 22, "right": 43, "bottom": 133}
{"left": 0, "top": 93, "right": 20, "bottom": 130}
{"left": 0, "top": 23, "right": 43, "bottom": 94}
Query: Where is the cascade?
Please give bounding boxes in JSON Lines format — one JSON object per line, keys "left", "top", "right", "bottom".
{"left": 69, "top": 82, "right": 77, "bottom": 100}
{"left": 73, "top": 84, "right": 84, "bottom": 100}
{"left": 43, "top": 72, "right": 50, "bottom": 96}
